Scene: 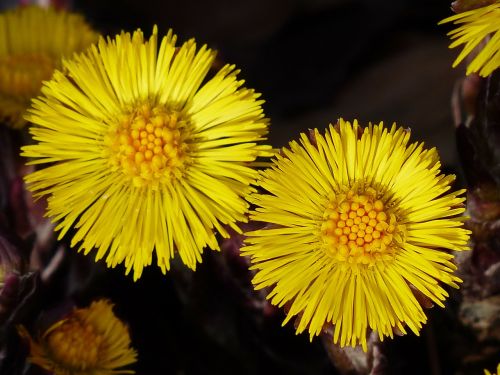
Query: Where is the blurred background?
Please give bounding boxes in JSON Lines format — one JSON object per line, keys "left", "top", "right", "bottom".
{"left": 0, "top": 1, "right": 468, "bottom": 374}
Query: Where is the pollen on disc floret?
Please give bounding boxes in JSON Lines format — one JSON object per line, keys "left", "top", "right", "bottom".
{"left": 104, "top": 102, "right": 191, "bottom": 189}
{"left": 321, "top": 186, "right": 405, "bottom": 269}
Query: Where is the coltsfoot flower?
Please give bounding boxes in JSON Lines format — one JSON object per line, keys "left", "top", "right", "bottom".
{"left": 440, "top": 2, "right": 500, "bottom": 77}
{"left": 18, "top": 299, "right": 137, "bottom": 375}
{"left": 242, "top": 119, "right": 470, "bottom": 350}
{"left": 0, "top": 6, "right": 97, "bottom": 128}
{"left": 22, "top": 27, "right": 272, "bottom": 280}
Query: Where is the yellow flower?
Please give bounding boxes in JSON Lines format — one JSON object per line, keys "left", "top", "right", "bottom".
{"left": 18, "top": 299, "right": 137, "bottom": 375}
{"left": 440, "top": 2, "right": 500, "bottom": 77}
{"left": 242, "top": 119, "right": 470, "bottom": 351}
{"left": 486, "top": 363, "right": 500, "bottom": 375}
{"left": 0, "top": 5, "right": 97, "bottom": 128}
{"left": 22, "top": 27, "right": 272, "bottom": 280}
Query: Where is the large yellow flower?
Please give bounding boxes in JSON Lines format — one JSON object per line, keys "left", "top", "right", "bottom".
{"left": 242, "top": 119, "right": 470, "bottom": 350}
{"left": 0, "top": 5, "right": 97, "bottom": 128}
{"left": 440, "top": 2, "right": 500, "bottom": 77}
{"left": 18, "top": 299, "right": 137, "bottom": 375}
{"left": 22, "top": 27, "right": 272, "bottom": 280}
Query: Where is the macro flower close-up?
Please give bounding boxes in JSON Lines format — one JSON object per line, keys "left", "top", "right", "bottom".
{"left": 242, "top": 119, "right": 470, "bottom": 350}
{"left": 21, "top": 26, "right": 272, "bottom": 280}
{"left": 0, "top": 5, "right": 97, "bottom": 128}
{"left": 18, "top": 299, "right": 137, "bottom": 375}
{"left": 440, "top": 1, "right": 500, "bottom": 77}
{"left": 0, "top": 0, "right": 497, "bottom": 373}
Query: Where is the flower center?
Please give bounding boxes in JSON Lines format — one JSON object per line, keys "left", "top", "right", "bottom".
{"left": 46, "top": 318, "right": 102, "bottom": 370}
{"left": 0, "top": 53, "right": 55, "bottom": 99}
{"left": 321, "top": 188, "right": 402, "bottom": 267}
{"left": 105, "top": 103, "right": 190, "bottom": 188}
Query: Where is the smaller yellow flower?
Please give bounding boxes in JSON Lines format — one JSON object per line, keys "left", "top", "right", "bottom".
{"left": 0, "top": 6, "right": 98, "bottom": 128}
{"left": 19, "top": 299, "right": 137, "bottom": 375}
{"left": 440, "top": 2, "right": 500, "bottom": 77}
{"left": 485, "top": 363, "right": 500, "bottom": 375}
{"left": 243, "top": 120, "right": 470, "bottom": 350}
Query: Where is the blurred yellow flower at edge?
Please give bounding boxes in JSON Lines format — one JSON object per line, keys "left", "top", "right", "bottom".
{"left": 18, "top": 299, "right": 137, "bottom": 375}
{"left": 440, "top": 2, "right": 500, "bottom": 77}
{"left": 0, "top": 5, "right": 98, "bottom": 128}
{"left": 22, "top": 27, "right": 272, "bottom": 280}
{"left": 486, "top": 363, "right": 500, "bottom": 375}
{"left": 242, "top": 119, "right": 470, "bottom": 351}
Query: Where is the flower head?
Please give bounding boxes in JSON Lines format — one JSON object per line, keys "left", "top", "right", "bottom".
{"left": 22, "top": 27, "right": 272, "bottom": 280}
{"left": 486, "top": 363, "right": 500, "bottom": 375}
{"left": 19, "top": 299, "right": 137, "bottom": 375}
{"left": 242, "top": 119, "right": 470, "bottom": 350}
{"left": 0, "top": 6, "right": 97, "bottom": 128}
{"left": 440, "top": 2, "right": 500, "bottom": 77}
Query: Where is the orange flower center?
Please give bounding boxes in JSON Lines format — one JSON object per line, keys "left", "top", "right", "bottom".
{"left": 46, "top": 318, "right": 102, "bottom": 370}
{"left": 105, "top": 103, "right": 190, "bottom": 188}
{"left": 0, "top": 53, "right": 55, "bottom": 99}
{"left": 321, "top": 188, "right": 401, "bottom": 267}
